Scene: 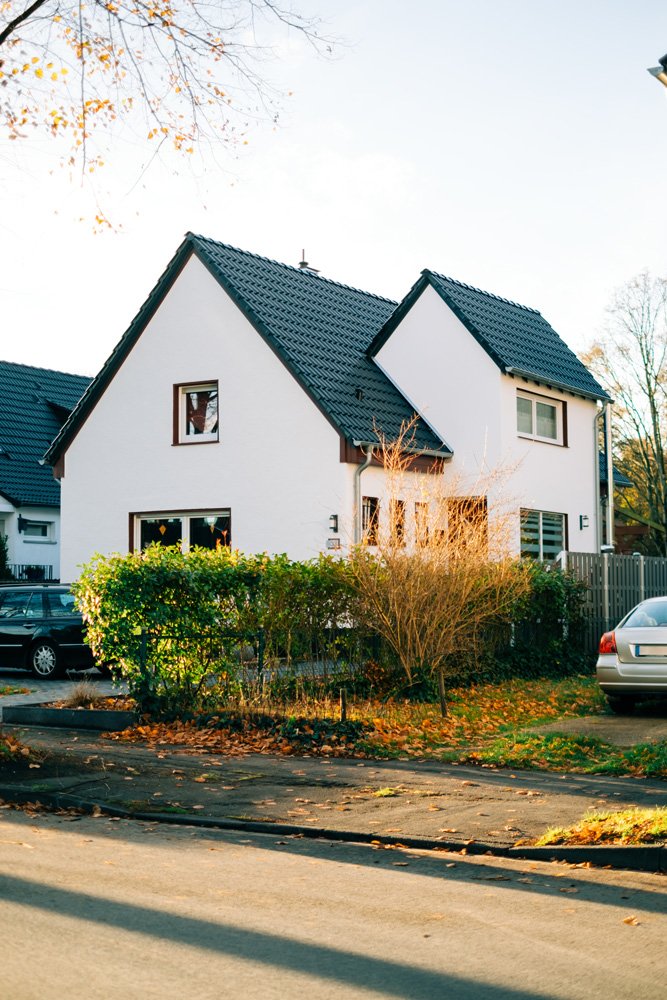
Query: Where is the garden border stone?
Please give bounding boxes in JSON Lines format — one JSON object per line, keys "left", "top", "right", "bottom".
{"left": 1, "top": 704, "right": 137, "bottom": 731}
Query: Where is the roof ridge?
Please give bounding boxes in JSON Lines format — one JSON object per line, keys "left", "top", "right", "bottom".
{"left": 187, "top": 232, "right": 399, "bottom": 307}
{"left": 426, "top": 270, "right": 541, "bottom": 316}
{"left": 0, "top": 358, "right": 91, "bottom": 380}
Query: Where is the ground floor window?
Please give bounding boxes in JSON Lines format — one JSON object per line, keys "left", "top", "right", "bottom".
{"left": 362, "top": 496, "right": 379, "bottom": 545}
{"left": 135, "top": 510, "right": 231, "bottom": 553}
{"left": 520, "top": 508, "right": 566, "bottom": 560}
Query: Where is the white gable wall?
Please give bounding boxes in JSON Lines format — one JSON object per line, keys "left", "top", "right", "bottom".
{"left": 59, "top": 256, "right": 349, "bottom": 580}
{"left": 373, "top": 284, "right": 600, "bottom": 555}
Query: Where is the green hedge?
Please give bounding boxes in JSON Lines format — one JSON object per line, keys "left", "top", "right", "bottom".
{"left": 75, "top": 546, "right": 590, "bottom": 714}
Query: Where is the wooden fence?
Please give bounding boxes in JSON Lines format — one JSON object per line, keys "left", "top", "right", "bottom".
{"left": 559, "top": 551, "right": 667, "bottom": 654}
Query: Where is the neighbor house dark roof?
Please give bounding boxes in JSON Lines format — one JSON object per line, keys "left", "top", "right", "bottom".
{"left": 46, "top": 234, "right": 451, "bottom": 465}
{"left": 370, "top": 271, "right": 610, "bottom": 402}
{"left": 0, "top": 361, "right": 91, "bottom": 507}
{"left": 599, "top": 452, "right": 633, "bottom": 488}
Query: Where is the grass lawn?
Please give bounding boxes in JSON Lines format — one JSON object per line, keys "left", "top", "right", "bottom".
{"left": 0, "top": 685, "right": 30, "bottom": 698}
{"left": 109, "top": 674, "right": 665, "bottom": 778}
{"left": 535, "top": 807, "right": 667, "bottom": 846}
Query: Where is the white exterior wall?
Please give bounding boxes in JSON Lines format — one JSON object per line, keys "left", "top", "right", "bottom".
{"left": 374, "top": 284, "right": 600, "bottom": 555}
{"left": 59, "top": 256, "right": 350, "bottom": 581}
{"left": 0, "top": 500, "right": 61, "bottom": 579}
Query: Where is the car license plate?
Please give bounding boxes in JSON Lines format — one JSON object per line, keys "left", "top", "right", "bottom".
{"left": 635, "top": 644, "right": 667, "bottom": 657}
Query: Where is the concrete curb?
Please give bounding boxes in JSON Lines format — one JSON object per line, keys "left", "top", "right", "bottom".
{"left": 0, "top": 784, "right": 664, "bottom": 873}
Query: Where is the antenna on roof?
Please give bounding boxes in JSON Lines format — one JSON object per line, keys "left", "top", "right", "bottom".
{"left": 298, "top": 250, "right": 320, "bottom": 275}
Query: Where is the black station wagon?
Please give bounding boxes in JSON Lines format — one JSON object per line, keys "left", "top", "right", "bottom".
{"left": 0, "top": 584, "right": 94, "bottom": 679}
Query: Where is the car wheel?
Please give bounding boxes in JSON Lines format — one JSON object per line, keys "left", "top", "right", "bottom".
{"left": 30, "top": 642, "right": 61, "bottom": 679}
{"left": 606, "top": 694, "right": 636, "bottom": 714}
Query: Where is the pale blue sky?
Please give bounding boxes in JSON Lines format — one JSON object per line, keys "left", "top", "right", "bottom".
{"left": 2, "top": 0, "right": 667, "bottom": 375}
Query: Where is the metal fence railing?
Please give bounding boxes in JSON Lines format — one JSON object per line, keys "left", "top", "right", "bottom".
{"left": 7, "top": 563, "right": 55, "bottom": 581}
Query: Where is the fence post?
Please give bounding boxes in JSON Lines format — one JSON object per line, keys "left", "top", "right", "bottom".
{"left": 603, "top": 553, "right": 610, "bottom": 632}
{"left": 257, "top": 628, "right": 265, "bottom": 682}
{"left": 639, "top": 555, "right": 645, "bottom": 602}
{"left": 140, "top": 629, "right": 148, "bottom": 673}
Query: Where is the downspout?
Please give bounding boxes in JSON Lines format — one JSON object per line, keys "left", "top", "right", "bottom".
{"left": 605, "top": 401, "right": 615, "bottom": 549}
{"left": 353, "top": 445, "right": 375, "bottom": 544}
{"left": 593, "top": 406, "right": 603, "bottom": 551}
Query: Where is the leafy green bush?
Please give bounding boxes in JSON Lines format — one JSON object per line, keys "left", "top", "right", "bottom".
{"left": 0, "top": 534, "right": 12, "bottom": 581}
{"left": 75, "top": 545, "right": 357, "bottom": 716}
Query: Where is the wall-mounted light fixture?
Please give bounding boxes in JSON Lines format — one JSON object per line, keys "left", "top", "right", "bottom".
{"left": 329, "top": 514, "right": 339, "bottom": 533}
{"left": 579, "top": 515, "right": 589, "bottom": 530}
{"left": 647, "top": 54, "right": 667, "bottom": 88}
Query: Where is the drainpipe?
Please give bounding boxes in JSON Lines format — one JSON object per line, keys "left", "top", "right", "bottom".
{"left": 353, "top": 444, "right": 375, "bottom": 544}
{"left": 605, "top": 401, "right": 615, "bottom": 550}
{"left": 593, "top": 406, "right": 603, "bottom": 551}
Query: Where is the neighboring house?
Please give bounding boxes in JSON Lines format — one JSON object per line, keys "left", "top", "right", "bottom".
{"left": 45, "top": 234, "right": 610, "bottom": 581}
{"left": 0, "top": 361, "right": 91, "bottom": 581}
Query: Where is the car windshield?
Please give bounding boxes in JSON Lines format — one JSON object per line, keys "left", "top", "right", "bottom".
{"left": 622, "top": 600, "right": 667, "bottom": 628}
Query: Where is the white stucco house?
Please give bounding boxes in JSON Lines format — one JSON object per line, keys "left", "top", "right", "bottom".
{"left": 0, "top": 361, "right": 90, "bottom": 581}
{"left": 45, "top": 234, "right": 611, "bottom": 582}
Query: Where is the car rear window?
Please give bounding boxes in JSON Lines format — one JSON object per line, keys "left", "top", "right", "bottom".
{"left": 622, "top": 600, "right": 667, "bottom": 627}
{"left": 45, "top": 591, "right": 77, "bottom": 617}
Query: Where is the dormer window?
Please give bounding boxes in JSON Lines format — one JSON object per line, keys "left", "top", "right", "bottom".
{"left": 516, "top": 390, "right": 564, "bottom": 445}
{"left": 174, "top": 382, "right": 219, "bottom": 444}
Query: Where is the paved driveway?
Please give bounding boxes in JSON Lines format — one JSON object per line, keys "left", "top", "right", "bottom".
{"left": 534, "top": 702, "right": 667, "bottom": 747}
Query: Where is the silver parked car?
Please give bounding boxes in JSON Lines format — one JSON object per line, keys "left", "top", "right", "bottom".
{"left": 597, "top": 596, "right": 667, "bottom": 712}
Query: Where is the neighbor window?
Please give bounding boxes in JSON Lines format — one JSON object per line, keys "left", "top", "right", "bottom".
{"left": 448, "top": 496, "right": 488, "bottom": 549}
{"left": 135, "top": 510, "right": 231, "bottom": 553}
{"left": 362, "top": 496, "right": 379, "bottom": 545}
{"left": 516, "top": 391, "right": 563, "bottom": 445}
{"left": 174, "top": 382, "right": 219, "bottom": 444}
{"left": 22, "top": 520, "right": 53, "bottom": 541}
{"left": 520, "top": 509, "right": 566, "bottom": 561}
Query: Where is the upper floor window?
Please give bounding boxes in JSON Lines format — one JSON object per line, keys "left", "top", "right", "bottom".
{"left": 174, "top": 382, "right": 219, "bottom": 444}
{"left": 516, "top": 391, "right": 564, "bottom": 445}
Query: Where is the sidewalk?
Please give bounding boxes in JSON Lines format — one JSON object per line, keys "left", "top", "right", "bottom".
{"left": 1, "top": 722, "right": 665, "bottom": 857}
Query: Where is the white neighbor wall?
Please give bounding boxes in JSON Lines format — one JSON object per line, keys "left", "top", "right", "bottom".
{"left": 373, "top": 284, "right": 599, "bottom": 555}
{"left": 0, "top": 500, "right": 61, "bottom": 578}
{"left": 59, "top": 256, "right": 353, "bottom": 581}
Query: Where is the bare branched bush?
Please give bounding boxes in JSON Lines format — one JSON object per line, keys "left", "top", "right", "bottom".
{"left": 349, "top": 423, "right": 531, "bottom": 715}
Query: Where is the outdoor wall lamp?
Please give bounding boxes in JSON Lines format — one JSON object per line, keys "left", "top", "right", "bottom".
{"left": 579, "top": 515, "right": 589, "bottom": 530}
{"left": 647, "top": 54, "right": 667, "bottom": 88}
{"left": 329, "top": 514, "right": 339, "bottom": 533}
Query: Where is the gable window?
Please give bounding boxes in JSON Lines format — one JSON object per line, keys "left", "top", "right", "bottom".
{"left": 135, "top": 510, "right": 231, "bottom": 553}
{"left": 362, "top": 496, "right": 379, "bottom": 545}
{"left": 174, "top": 382, "right": 219, "bottom": 444}
{"left": 520, "top": 509, "right": 566, "bottom": 561}
{"left": 516, "top": 391, "right": 564, "bottom": 445}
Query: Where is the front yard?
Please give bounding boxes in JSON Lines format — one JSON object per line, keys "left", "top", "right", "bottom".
{"left": 104, "top": 675, "right": 667, "bottom": 779}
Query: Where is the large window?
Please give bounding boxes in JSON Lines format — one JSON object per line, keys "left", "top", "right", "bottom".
{"left": 520, "top": 509, "right": 566, "bottom": 560}
{"left": 135, "top": 510, "right": 231, "bottom": 552}
{"left": 174, "top": 382, "right": 219, "bottom": 444}
{"left": 516, "top": 391, "right": 564, "bottom": 445}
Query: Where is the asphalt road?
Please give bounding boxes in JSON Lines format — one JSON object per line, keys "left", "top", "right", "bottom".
{"left": 0, "top": 810, "right": 665, "bottom": 999}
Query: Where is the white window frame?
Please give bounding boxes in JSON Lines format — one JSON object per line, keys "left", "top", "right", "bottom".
{"left": 177, "top": 382, "right": 219, "bottom": 444}
{"left": 516, "top": 390, "right": 563, "bottom": 445}
{"left": 134, "top": 509, "right": 231, "bottom": 553}
{"left": 21, "top": 520, "right": 55, "bottom": 543}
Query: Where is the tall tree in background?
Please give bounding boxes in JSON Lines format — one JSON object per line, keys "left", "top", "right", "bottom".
{"left": 584, "top": 272, "right": 667, "bottom": 555}
{"left": 0, "top": 2, "right": 325, "bottom": 177}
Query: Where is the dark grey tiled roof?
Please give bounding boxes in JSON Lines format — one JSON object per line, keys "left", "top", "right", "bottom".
{"left": 425, "top": 272, "right": 609, "bottom": 399}
{"left": 190, "top": 236, "right": 448, "bottom": 450}
{"left": 0, "top": 361, "right": 90, "bottom": 506}
{"left": 599, "top": 452, "right": 633, "bottom": 487}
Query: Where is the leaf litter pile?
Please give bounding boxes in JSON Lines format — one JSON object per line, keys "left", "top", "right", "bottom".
{"left": 105, "top": 677, "right": 610, "bottom": 765}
